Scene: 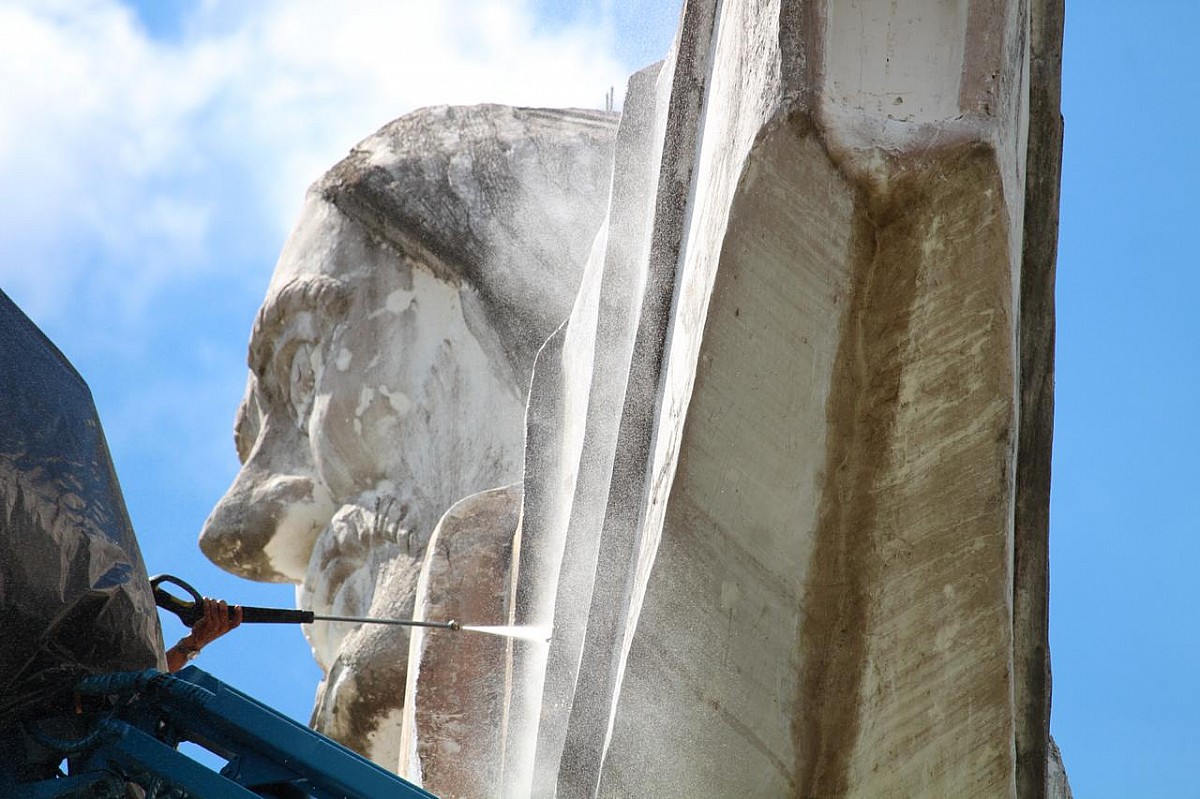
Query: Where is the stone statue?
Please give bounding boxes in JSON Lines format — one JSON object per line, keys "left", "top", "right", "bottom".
{"left": 200, "top": 104, "right": 618, "bottom": 767}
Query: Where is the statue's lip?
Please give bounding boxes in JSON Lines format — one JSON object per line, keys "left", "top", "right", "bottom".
{"left": 197, "top": 522, "right": 291, "bottom": 583}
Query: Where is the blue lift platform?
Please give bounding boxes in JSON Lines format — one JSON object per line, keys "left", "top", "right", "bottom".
{"left": 0, "top": 666, "right": 435, "bottom": 798}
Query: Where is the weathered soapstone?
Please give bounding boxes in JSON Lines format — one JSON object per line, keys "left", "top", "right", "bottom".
{"left": 199, "top": 104, "right": 618, "bottom": 766}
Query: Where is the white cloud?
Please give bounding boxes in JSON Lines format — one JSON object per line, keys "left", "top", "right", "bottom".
{"left": 188, "top": 0, "right": 631, "bottom": 232}
{"left": 0, "top": 0, "right": 632, "bottom": 329}
{"left": 0, "top": 0, "right": 672, "bottom": 516}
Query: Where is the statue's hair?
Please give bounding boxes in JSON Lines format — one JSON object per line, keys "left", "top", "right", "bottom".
{"left": 247, "top": 275, "right": 352, "bottom": 377}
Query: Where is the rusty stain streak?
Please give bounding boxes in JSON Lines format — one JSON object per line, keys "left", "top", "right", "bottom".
{"left": 792, "top": 132, "right": 940, "bottom": 797}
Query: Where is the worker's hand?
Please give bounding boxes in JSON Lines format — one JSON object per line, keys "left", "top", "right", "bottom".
{"left": 187, "top": 598, "right": 243, "bottom": 649}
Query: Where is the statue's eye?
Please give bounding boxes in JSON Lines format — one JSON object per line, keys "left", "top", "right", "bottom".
{"left": 234, "top": 377, "right": 263, "bottom": 464}
{"left": 288, "top": 342, "right": 318, "bottom": 428}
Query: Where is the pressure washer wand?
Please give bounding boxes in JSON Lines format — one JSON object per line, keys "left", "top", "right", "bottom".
{"left": 150, "top": 574, "right": 460, "bottom": 632}
{"left": 310, "top": 613, "right": 460, "bottom": 631}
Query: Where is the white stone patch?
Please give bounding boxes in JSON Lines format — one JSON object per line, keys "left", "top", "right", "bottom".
{"left": 355, "top": 386, "right": 377, "bottom": 419}
{"left": 410, "top": 270, "right": 466, "bottom": 341}
{"left": 336, "top": 348, "right": 353, "bottom": 371}
{"left": 935, "top": 619, "right": 962, "bottom": 653}
{"left": 921, "top": 216, "right": 945, "bottom": 259}
{"left": 719, "top": 580, "right": 740, "bottom": 610}
{"left": 385, "top": 288, "right": 416, "bottom": 314}
{"left": 261, "top": 477, "right": 336, "bottom": 582}
{"left": 378, "top": 385, "right": 412, "bottom": 416}
{"left": 366, "top": 708, "right": 406, "bottom": 771}
{"left": 309, "top": 393, "right": 332, "bottom": 440}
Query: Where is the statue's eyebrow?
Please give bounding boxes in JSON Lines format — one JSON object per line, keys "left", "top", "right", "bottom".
{"left": 247, "top": 276, "right": 351, "bottom": 376}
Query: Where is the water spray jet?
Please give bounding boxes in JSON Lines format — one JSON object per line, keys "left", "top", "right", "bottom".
{"left": 460, "top": 624, "right": 552, "bottom": 643}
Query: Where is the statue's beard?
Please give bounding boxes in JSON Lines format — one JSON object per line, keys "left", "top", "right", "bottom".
{"left": 299, "top": 488, "right": 426, "bottom": 671}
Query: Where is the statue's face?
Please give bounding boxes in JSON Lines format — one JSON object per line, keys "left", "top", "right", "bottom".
{"left": 199, "top": 197, "right": 526, "bottom": 585}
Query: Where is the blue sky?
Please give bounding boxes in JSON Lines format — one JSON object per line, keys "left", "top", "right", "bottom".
{"left": 0, "top": 1, "right": 1191, "bottom": 795}
{"left": 1052, "top": 4, "right": 1200, "bottom": 796}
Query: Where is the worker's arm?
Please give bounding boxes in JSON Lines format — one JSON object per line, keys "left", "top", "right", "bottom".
{"left": 166, "top": 598, "right": 244, "bottom": 672}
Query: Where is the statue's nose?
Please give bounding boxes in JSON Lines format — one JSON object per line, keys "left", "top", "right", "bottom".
{"left": 200, "top": 463, "right": 336, "bottom": 583}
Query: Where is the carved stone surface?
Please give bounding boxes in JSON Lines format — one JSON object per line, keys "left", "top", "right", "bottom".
{"left": 204, "top": 1, "right": 1068, "bottom": 796}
